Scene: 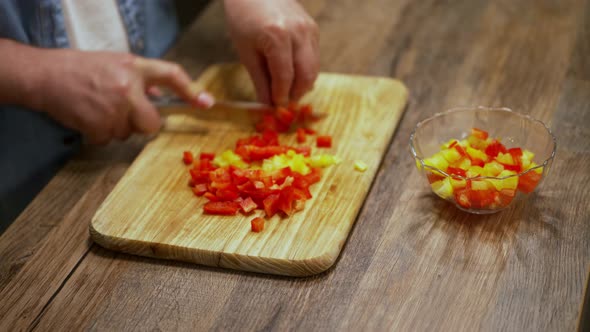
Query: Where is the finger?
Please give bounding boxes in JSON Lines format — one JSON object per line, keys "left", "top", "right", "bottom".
{"left": 86, "top": 131, "right": 112, "bottom": 145}
{"left": 290, "top": 37, "right": 319, "bottom": 101}
{"left": 240, "top": 50, "right": 272, "bottom": 104}
{"left": 128, "top": 89, "right": 162, "bottom": 135}
{"left": 112, "top": 115, "right": 132, "bottom": 141}
{"left": 146, "top": 86, "right": 163, "bottom": 97}
{"left": 134, "top": 58, "right": 214, "bottom": 108}
{"left": 261, "top": 33, "right": 294, "bottom": 106}
{"left": 80, "top": 106, "right": 115, "bottom": 145}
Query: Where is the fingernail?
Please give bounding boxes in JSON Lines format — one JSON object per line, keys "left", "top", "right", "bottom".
{"left": 196, "top": 92, "right": 215, "bottom": 108}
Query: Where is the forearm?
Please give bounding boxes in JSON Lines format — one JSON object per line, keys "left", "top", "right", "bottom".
{"left": 0, "top": 38, "right": 49, "bottom": 110}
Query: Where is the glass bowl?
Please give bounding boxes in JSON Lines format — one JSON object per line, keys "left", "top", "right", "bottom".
{"left": 409, "top": 106, "right": 557, "bottom": 214}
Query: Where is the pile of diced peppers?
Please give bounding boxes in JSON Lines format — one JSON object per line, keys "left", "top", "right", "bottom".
{"left": 182, "top": 104, "right": 339, "bottom": 232}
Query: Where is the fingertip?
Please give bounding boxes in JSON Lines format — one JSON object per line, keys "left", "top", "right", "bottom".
{"left": 195, "top": 92, "right": 215, "bottom": 109}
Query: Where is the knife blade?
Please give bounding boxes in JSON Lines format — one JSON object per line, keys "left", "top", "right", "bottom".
{"left": 151, "top": 95, "right": 271, "bottom": 112}
{"left": 153, "top": 95, "right": 326, "bottom": 124}
{"left": 152, "top": 95, "right": 275, "bottom": 126}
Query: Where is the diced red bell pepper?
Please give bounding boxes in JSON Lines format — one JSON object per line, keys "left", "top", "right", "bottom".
{"left": 293, "top": 187, "right": 312, "bottom": 200}
{"left": 263, "top": 194, "right": 280, "bottom": 217}
{"left": 216, "top": 188, "right": 240, "bottom": 201}
{"left": 200, "top": 152, "right": 215, "bottom": 161}
{"left": 471, "top": 128, "right": 489, "bottom": 140}
{"left": 454, "top": 188, "right": 471, "bottom": 209}
{"left": 470, "top": 158, "right": 485, "bottom": 167}
{"left": 303, "top": 127, "right": 316, "bottom": 135}
{"left": 189, "top": 169, "right": 209, "bottom": 184}
{"left": 277, "top": 187, "right": 295, "bottom": 216}
{"left": 485, "top": 140, "right": 507, "bottom": 158}
{"left": 242, "top": 187, "right": 280, "bottom": 201}
{"left": 427, "top": 172, "right": 445, "bottom": 184}
{"left": 251, "top": 217, "right": 265, "bottom": 232}
{"left": 294, "top": 146, "right": 311, "bottom": 157}
{"left": 304, "top": 168, "right": 322, "bottom": 185}
{"left": 497, "top": 189, "right": 516, "bottom": 207}
{"left": 316, "top": 135, "right": 332, "bottom": 148}
{"left": 447, "top": 167, "right": 467, "bottom": 177}
{"left": 468, "top": 189, "right": 498, "bottom": 209}
{"left": 448, "top": 140, "right": 458, "bottom": 149}
{"left": 503, "top": 164, "right": 522, "bottom": 172}
{"left": 518, "top": 170, "right": 542, "bottom": 193}
{"left": 270, "top": 167, "right": 293, "bottom": 182}
{"left": 299, "top": 104, "right": 314, "bottom": 122}
{"left": 192, "top": 183, "right": 208, "bottom": 196}
{"left": 296, "top": 128, "right": 306, "bottom": 143}
{"left": 508, "top": 147, "right": 523, "bottom": 167}
{"left": 276, "top": 107, "right": 296, "bottom": 126}
{"left": 248, "top": 146, "right": 289, "bottom": 161}
{"left": 183, "top": 151, "right": 194, "bottom": 165}
{"left": 210, "top": 168, "right": 231, "bottom": 183}
{"left": 230, "top": 168, "right": 249, "bottom": 186}
{"left": 240, "top": 196, "right": 258, "bottom": 214}
{"left": 203, "top": 201, "right": 241, "bottom": 215}
{"left": 203, "top": 192, "right": 219, "bottom": 202}
{"left": 454, "top": 144, "right": 467, "bottom": 157}
{"left": 256, "top": 114, "right": 280, "bottom": 133}
{"left": 262, "top": 129, "right": 279, "bottom": 146}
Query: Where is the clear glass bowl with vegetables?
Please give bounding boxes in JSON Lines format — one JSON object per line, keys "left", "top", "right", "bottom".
{"left": 410, "top": 107, "right": 556, "bottom": 214}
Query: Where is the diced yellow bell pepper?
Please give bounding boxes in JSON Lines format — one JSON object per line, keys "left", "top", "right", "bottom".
{"left": 521, "top": 149, "right": 535, "bottom": 169}
{"left": 423, "top": 152, "right": 449, "bottom": 171}
{"left": 466, "top": 146, "right": 488, "bottom": 162}
{"left": 431, "top": 177, "right": 454, "bottom": 199}
{"left": 440, "top": 139, "right": 458, "bottom": 150}
{"left": 466, "top": 166, "right": 484, "bottom": 178}
{"left": 354, "top": 160, "right": 368, "bottom": 172}
{"left": 457, "top": 157, "right": 471, "bottom": 170}
{"left": 441, "top": 148, "right": 462, "bottom": 163}
{"left": 526, "top": 162, "right": 544, "bottom": 174}
{"left": 483, "top": 160, "right": 504, "bottom": 176}
{"left": 415, "top": 159, "right": 423, "bottom": 171}
{"left": 471, "top": 179, "right": 490, "bottom": 191}
{"left": 213, "top": 150, "right": 248, "bottom": 168}
{"left": 262, "top": 152, "right": 311, "bottom": 175}
{"left": 467, "top": 136, "right": 490, "bottom": 150}
{"left": 488, "top": 170, "right": 518, "bottom": 191}
{"left": 450, "top": 177, "right": 467, "bottom": 189}
{"left": 307, "top": 154, "right": 342, "bottom": 168}
{"left": 496, "top": 152, "right": 514, "bottom": 165}
{"left": 523, "top": 149, "right": 535, "bottom": 161}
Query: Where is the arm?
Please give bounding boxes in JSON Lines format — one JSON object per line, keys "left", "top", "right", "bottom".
{"left": 0, "top": 38, "right": 214, "bottom": 144}
{"left": 223, "top": 0, "right": 319, "bottom": 106}
{"left": 0, "top": 39, "right": 45, "bottom": 109}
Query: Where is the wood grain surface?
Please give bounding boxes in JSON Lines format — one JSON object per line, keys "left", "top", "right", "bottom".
{"left": 90, "top": 64, "right": 408, "bottom": 276}
{"left": 1, "top": 0, "right": 589, "bottom": 331}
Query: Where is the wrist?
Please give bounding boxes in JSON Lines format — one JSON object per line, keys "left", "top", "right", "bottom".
{"left": 0, "top": 39, "right": 58, "bottom": 112}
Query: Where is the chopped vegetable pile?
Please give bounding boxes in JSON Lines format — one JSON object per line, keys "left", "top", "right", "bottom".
{"left": 182, "top": 104, "right": 341, "bottom": 232}
{"left": 420, "top": 128, "right": 544, "bottom": 210}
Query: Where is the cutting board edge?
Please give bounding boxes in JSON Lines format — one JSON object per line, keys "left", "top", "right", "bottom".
{"left": 90, "top": 219, "right": 339, "bottom": 277}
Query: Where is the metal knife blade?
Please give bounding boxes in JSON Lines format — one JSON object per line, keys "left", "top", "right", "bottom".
{"left": 153, "top": 95, "right": 326, "bottom": 123}
{"left": 152, "top": 95, "right": 271, "bottom": 111}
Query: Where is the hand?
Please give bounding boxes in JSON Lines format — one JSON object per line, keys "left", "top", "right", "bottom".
{"left": 33, "top": 50, "right": 214, "bottom": 144}
{"left": 223, "top": 0, "right": 319, "bottom": 106}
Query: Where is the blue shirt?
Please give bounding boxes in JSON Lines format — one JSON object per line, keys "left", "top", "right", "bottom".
{"left": 0, "top": 0, "right": 180, "bottom": 230}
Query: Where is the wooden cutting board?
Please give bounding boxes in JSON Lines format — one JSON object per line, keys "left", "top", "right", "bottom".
{"left": 90, "top": 64, "right": 408, "bottom": 276}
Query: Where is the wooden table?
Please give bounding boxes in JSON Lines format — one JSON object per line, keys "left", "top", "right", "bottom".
{"left": 1, "top": 1, "right": 589, "bottom": 330}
